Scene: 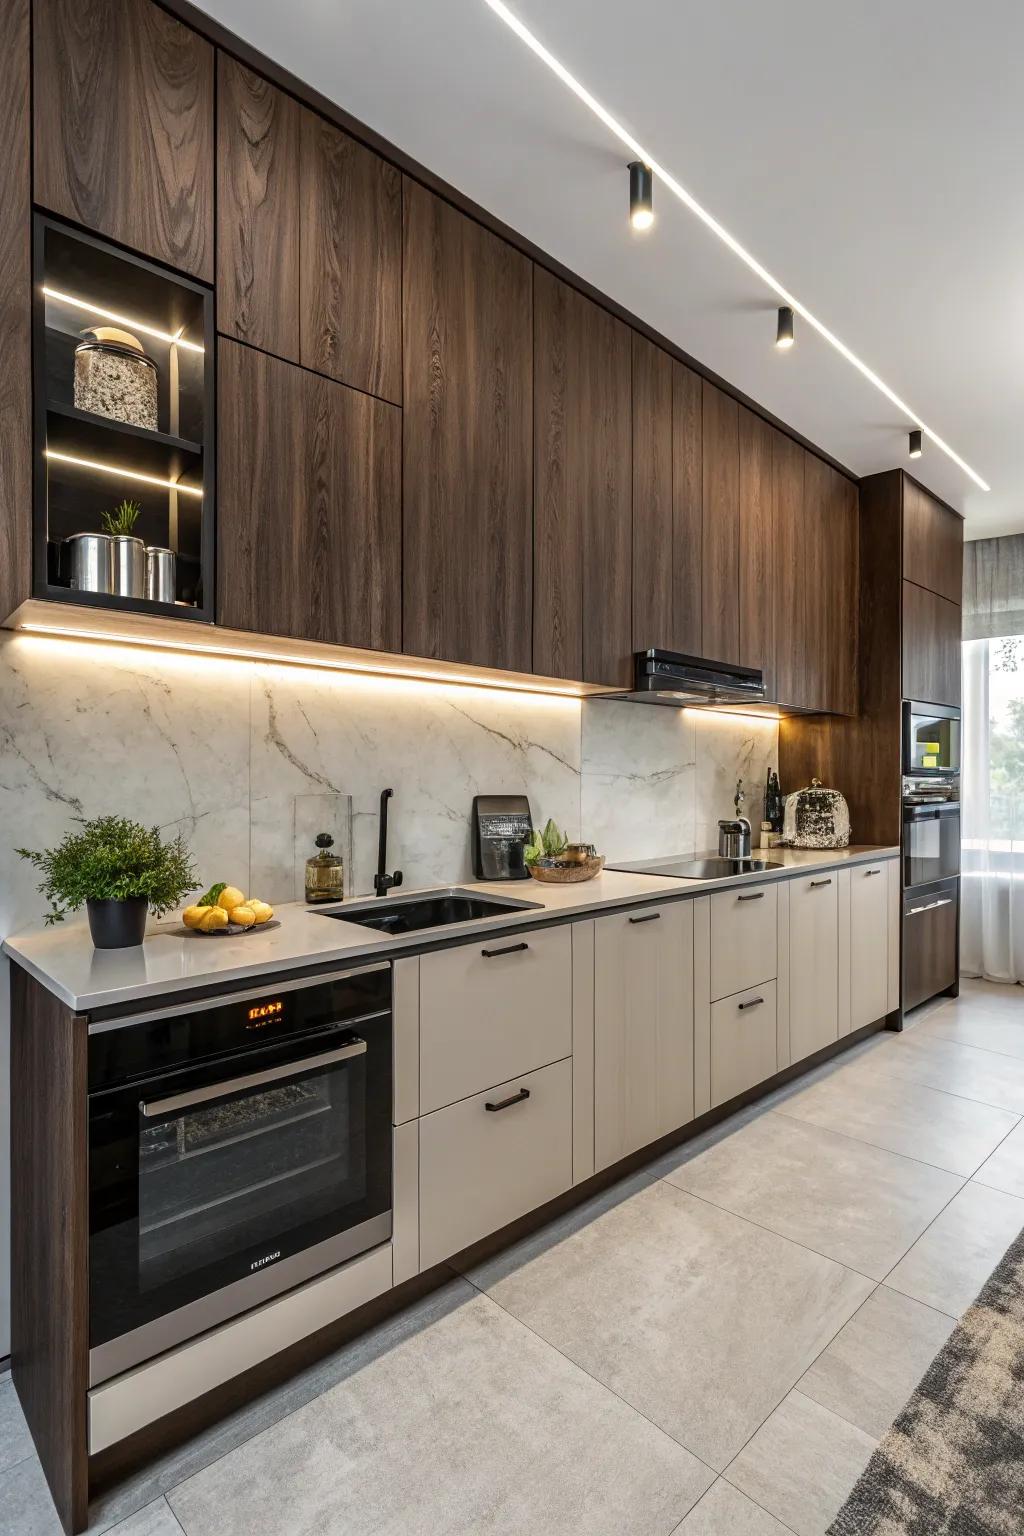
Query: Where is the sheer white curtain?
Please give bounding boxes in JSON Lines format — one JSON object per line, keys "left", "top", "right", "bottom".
{"left": 960, "top": 532, "right": 1024, "bottom": 981}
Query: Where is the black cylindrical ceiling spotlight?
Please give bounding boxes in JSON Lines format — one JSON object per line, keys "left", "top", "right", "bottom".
{"left": 775, "top": 306, "right": 795, "bottom": 349}
{"left": 908, "top": 429, "right": 923, "bottom": 459}
{"left": 628, "top": 161, "right": 654, "bottom": 231}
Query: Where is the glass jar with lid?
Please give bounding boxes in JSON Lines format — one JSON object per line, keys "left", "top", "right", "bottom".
{"left": 304, "top": 832, "right": 344, "bottom": 904}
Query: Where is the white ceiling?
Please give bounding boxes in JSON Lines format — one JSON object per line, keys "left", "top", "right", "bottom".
{"left": 199, "top": 0, "right": 1024, "bottom": 539}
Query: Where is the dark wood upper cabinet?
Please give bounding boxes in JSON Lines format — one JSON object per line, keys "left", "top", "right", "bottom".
{"left": 534, "top": 270, "right": 631, "bottom": 686}
{"left": 671, "top": 362, "right": 703, "bottom": 656}
{"left": 701, "top": 382, "right": 740, "bottom": 665}
{"left": 0, "top": 0, "right": 31, "bottom": 625}
{"left": 902, "top": 579, "right": 962, "bottom": 706}
{"left": 217, "top": 55, "right": 300, "bottom": 361}
{"left": 771, "top": 430, "right": 810, "bottom": 709}
{"left": 825, "top": 469, "right": 859, "bottom": 716}
{"left": 299, "top": 111, "right": 402, "bottom": 404}
{"left": 217, "top": 339, "right": 400, "bottom": 652}
{"left": 632, "top": 335, "right": 673, "bottom": 654}
{"left": 902, "top": 477, "right": 963, "bottom": 605}
{"left": 33, "top": 0, "right": 213, "bottom": 280}
{"left": 402, "top": 181, "right": 532, "bottom": 674}
{"left": 738, "top": 405, "right": 773, "bottom": 686}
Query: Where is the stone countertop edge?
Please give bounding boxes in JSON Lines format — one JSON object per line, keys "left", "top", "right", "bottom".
{"left": 2, "top": 845, "right": 899, "bottom": 1014}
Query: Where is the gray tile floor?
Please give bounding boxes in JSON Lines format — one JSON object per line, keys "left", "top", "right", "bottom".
{"left": 4, "top": 979, "right": 1024, "bottom": 1536}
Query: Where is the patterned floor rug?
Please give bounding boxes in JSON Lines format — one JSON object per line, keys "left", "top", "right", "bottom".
{"left": 829, "top": 1226, "right": 1024, "bottom": 1534}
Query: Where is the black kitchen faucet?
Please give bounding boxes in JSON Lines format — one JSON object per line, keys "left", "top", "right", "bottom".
{"left": 373, "top": 787, "right": 403, "bottom": 897}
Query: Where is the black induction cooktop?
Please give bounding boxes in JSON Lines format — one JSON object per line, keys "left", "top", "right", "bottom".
{"left": 607, "top": 855, "right": 785, "bottom": 880}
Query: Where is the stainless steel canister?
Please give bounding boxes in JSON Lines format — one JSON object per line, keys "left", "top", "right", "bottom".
{"left": 110, "top": 535, "right": 146, "bottom": 599}
{"left": 145, "top": 546, "right": 177, "bottom": 604}
{"left": 65, "top": 532, "right": 113, "bottom": 594}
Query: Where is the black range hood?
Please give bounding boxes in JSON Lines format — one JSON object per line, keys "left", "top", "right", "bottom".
{"left": 620, "top": 649, "right": 766, "bottom": 707}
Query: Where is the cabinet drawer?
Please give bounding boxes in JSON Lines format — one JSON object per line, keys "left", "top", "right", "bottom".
{"left": 711, "top": 982, "right": 778, "bottom": 1108}
{"left": 710, "top": 883, "right": 778, "bottom": 1000}
{"left": 419, "top": 925, "right": 572, "bottom": 1114}
{"left": 419, "top": 1058, "right": 573, "bottom": 1270}
{"left": 850, "top": 863, "right": 889, "bottom": 1030}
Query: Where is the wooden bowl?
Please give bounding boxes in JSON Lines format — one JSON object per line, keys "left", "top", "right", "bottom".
{"left": 527, "top": 855, "right": 605, "bottom": 884}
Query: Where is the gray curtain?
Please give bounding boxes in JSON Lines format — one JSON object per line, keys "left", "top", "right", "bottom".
{"left": 963, "top": 533, "right": 1024, "bottom": 641}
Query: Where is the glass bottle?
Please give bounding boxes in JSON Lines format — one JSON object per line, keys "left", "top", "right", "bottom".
{"left": 305, "top": 832, "right": 344, "bottom": 904}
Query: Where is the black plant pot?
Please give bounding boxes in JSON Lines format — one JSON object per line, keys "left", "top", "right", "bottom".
{"left": 86, "top": 896, "right": 148, "bottom": 949}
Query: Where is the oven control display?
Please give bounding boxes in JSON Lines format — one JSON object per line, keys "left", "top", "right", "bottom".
{"left": 246, "top": 999, "right": 285, "bottom": 1028}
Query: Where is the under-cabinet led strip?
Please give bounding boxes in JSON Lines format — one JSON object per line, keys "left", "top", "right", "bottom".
{"left": 481, "top": 0, "right": 989, "bottom": 493}
{"left": 42, "top": 287, "right": 205, "bottom": 354}
{"left": 45, "top": 449, "right": 203, "bottom": 497}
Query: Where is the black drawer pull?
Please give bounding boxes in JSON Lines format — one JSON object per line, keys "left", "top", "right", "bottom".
{"left": 485, "top": 1087, "right": 531, "bottom": 1112}
{"left": 737, "top": 891, "right": 765, "bottom": 902}
{"left": 864, "top": 868, "right": 882, "bottom": 877}
{"left": 629, "top": 912, "right": 661, "bottom": 925}
{"left": 481, "top": 942, "right": 529, "bottom": 958}
{"left": 810, "top": 878, "right": 833, "bottom": 888}
{"left": 738, "top": 996, "right": 764, "bottom": 1010}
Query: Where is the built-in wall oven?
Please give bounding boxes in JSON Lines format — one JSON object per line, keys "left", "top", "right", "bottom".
{"left": 903, "top": 701, "right": 961, "bottom": 778}
{"left": 903, "top": 801, "right": 960, "bottom": 890}
{"left": 88, "top": 963, "right": 392, "bottom": 1385}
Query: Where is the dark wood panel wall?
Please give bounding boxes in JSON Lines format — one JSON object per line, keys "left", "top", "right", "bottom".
{"left": 0, "top": 0, "right": 32, "bottom": 626}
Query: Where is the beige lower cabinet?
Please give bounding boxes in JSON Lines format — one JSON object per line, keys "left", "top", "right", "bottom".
{"left": 789, "top": 871, "right": 840, "bottom": 1062}
{"left": 593, "top": 901, "right": 694, "bottom": 1171}
{"left": 418, "top": 1057, "right": 573, "bottom": 1270}
{"left": 710, "top": 882, "right": 777, "bottom": 1000}
{"left": 710, "top": 982, "right": 778, "bottom": 1108}
{"left": 849, "top": 862, "right": 890, "bottom": 1030}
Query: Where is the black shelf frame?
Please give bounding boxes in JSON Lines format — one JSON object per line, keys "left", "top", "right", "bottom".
{"left": 32, "top": 214, "right": 216, "bottom": 624}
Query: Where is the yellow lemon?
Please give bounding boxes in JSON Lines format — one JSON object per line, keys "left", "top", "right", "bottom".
{"left": 182, "top": 905, "right": 207, "bottom": 930}
{"left": 249, "top": 900, "right": 274, "bottom": 924}
{"left": 230, "top": 903, "right": 257, "bottom": 929}
{"left": 217, "top": 885, "right": 246, "bottom": 915}
{"left": 198, "top": 905, "right": 229, "bottom": 933}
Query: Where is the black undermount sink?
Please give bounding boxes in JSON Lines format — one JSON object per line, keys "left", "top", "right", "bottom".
{"left": 316, "top": 888, "right": 544, "bottom": 936}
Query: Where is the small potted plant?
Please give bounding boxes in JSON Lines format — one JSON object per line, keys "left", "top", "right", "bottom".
{"left": 17, "top": 815, "right": 198, "bottom": 949}
{"left": 100, "top": 499, "right": 145, "bottom": 599}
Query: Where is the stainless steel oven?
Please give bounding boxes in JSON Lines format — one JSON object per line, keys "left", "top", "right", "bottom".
{"left": 903, "top": 701, "right": 961, "bottom": 778}
{"left": 88, "top": 964, "right": 392, "bottom": 1385}
{"left": 903, "top": 801, "right": 960, "bottom": 890}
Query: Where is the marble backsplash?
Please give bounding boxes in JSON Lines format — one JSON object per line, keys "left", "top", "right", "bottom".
{"left": 0, "top": 630, "right": 777, "bottom": 1353}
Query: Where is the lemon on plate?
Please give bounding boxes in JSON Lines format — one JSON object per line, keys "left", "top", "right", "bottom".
{"left": 197, "top": 906, "right": 229, "bottom": 933}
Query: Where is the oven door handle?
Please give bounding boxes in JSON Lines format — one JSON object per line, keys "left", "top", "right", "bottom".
{"left": 139, "top": 1038, "right": 367, "bottom": 1118}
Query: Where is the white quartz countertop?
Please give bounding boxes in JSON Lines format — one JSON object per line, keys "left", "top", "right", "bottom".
{"left": 3, "top": 845, "right": 898, "bottom": 1013}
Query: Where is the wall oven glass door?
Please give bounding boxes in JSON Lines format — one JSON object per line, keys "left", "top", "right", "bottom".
{"left": 89, "top": 974, "right": 391, "bottom": 1382}
{"left": 904, "top": 703, "right": 961, "bottom": 777}
{"left": 903, "top": 803, "right": 961, "bottom": 889}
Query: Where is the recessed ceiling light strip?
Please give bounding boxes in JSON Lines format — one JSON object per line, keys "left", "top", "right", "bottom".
{"left": 481, "top": 0, "right": 989, "bottom": 493}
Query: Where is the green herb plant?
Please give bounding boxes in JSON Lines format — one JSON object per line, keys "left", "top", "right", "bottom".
{"left": 17, "top": 815, "right": 198, "bottom": 924}
{"left": 100, "top": 498, "right": 142, "bottom": 536}
{"left": 523, "top": 818, "right": 569, "bottom": 865}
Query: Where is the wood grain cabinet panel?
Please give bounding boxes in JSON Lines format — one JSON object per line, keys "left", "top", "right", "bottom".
{"left": 217, "top": 339, "right": 400, "bottom": 651}
{"left": 33, "top": 0, "right": 214, "bottom": 279}
{"left": 632, "top": 334, "right": 673, "bottom": 652}
{"left": 771, "top": 430, "right": 808, "bottom": 708}
{"left": 402, "top": 181, "right": 533, "bottom": 673}
{"left": 789, "top": 871, "right": 839, "bottom": 1062}
{"left": 826, "top": 469, "right": 859, "bottom": 716}
{"left": 701, "top": 381, "right": 740, "bottom": 664}
{"left": 217, "top": 55, "right": 300, "bottom": 360}
{"left": 672, "top": 361, "right": 703, "bottom": 654}
{"left": 738, "top": 405, "right": 774, "bottom": 684}
{"left": 903, "top": 478, "right": 963, "bottom": 605}
{"left": 0, "top": 0, "right": 31, "bottom": 624}
{"left": 850, "top": 862, "right": 889, "bottom": 1031}
{"left": 534, "top": 268, "right": 632, "bottom": 686}
{"left": 299, "top": 110, "right": 402, "bottom": 403}
{"left": 902, "top": 580, "right": 962, "bottom": 705}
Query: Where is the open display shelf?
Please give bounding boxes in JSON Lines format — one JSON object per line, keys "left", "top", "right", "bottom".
{"left": 32, "top": 216, "right": 215, "bottom": 622}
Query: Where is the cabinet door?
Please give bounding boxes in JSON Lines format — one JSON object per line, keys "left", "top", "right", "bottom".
{"left": 772, "top": 431, "right": 810, "bottom": 708}
{"left": 825, "top": 470, "right": 859, "bottom": 716}
{"left": 299, "top": 110, "right": 402, "bottom": 404}
{"left": 789, "top": 872, "right": 839, "bottom": 1062}
{"left": 672, "top": 362, "right": 703, "bottom": 654}
{"left": 738, "top": 405, "right": 773, "bottom": 685}
{"left": 902, "top": 581, "right": 962, "bottom": 705}
{"left": 850, "top": 863, "right": 889, "bottom": 1031}
{"left": 217, "top": 340, "right": 401, "bottom": 650}
{"left": 33, "top": 0, "right": 213, "bottom": 279}
{"left": 217, "top": 56, "right": 300, "bottom": 360}
{"left": 903, "top": 479, "right": 963, "bottom": 605}
{"left": 701, "top": 382, "right": 740, "bottom": 664}
{"left": 534, "top": 269, "right": 632, "bottom": 686}
{"left": 594, "top": 903, "right": 694, "bottom": 1171}
{"left": 1, "top": 0, "right": 31, "bottom": 624}
{"left": 402, "top": 181, "right": 532, "bottom": 673}
{"left": 632, "top": 335, "right": 673, "bottom": 652}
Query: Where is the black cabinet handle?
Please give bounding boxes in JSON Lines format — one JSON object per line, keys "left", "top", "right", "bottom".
{"left": 864, "top": 868, "right": 882, "bottom": 877}
{"left": 738, "top": 996, "right": 764, "bottom": 1010}
{"left": 481, "top": 942, "right": 529, "bottom": 958}
{"left": 485, "top": 1087, "right": 531, "bottom": 1112}
{"left": 810, "top": 878, "right": 833, "bottom": 887}
{"left": 629, "top": 912, "right": 661, "bottom": 925}
{"left": 738, "top": 891, "right": 765, "bottom": 902}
